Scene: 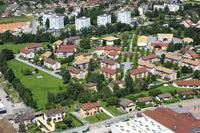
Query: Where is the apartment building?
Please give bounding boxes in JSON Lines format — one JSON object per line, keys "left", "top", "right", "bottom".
{"left": 66, "top": 66, "right": 85, "bottom": 79}
{"left": 139, "top": 54, "right": 158, "bottom": 63}
{"left": 138, "top": 60, "right": 156, "bottom": 74}
{"left": 75, "top": 16, "right": 91, "bottom": 30}
{"left": 173, "top": 80, "right": 200, "bottom": 89}
{"left": 101, "top": 67, "right": 118, "bottom": 80}
{"left": 26, "top": 43, "right": 42, "bottom": 51}
{"left": 117, "top": 11, "right": 131, "bottom": 24}
{"left": 74, "top": 53, "right": 92, "bottom": 69}
{"left": 97, "top": 14, "right": 111, "bottom": 26}
{"left": 155, "top": 66, "right": 177, "bottom": 80}
{"left": 43, "top": 58, "right": 61, "bottom": 71}
{"left": 181, "top": 59, "right": 200, "bottom": 71}
{"left": 165, "top": 54, "right": 183, "bottom": 66}
{"left": 55, "top": 49, "right": 74, "bottom": 58}
{"left": 129, "top": 68, "right": 148, "bottom": 81}
{"left": 50, "top": 16, "right": 64, "bottom": 29}
{"left": 109, "top": 80, "right": 126, "bottom": 92}
{"left": 101, "top": 59, "right": 120, "bottom": 69}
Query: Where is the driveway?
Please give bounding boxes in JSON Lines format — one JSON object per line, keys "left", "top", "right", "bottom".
{"left": 15, "top": 55, "right": 62, "bottom": 79}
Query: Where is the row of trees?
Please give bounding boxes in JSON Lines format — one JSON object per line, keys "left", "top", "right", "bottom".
{"left": 0, "top": 49, "right": 37, "bottom": 109}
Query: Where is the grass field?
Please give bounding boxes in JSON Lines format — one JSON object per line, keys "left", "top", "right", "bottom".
{"left": 85, "top": 112, "right": 110, "bottom": 123}
{"left": 8, "top": 59, "right": 64, "bottom": 110}
{"left": 184, "top": 1, "right": 200, "bottom": 5}
{"left": 102, "top": 102, "right": 124, "bottom": 116}
{"left": 0, "top": 16, "right": 34, "bottom": 24}
{"left": 0, "top": 42, "right": 49, "bottom": 53}
{"left": 0, "top": 2, "right": 8, "bottom": 15}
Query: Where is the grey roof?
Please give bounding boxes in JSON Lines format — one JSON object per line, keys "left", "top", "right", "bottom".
{"left": 13, "top": 107, "right": 34, "bottom": 114}
{"left": 45, "top": 108, "right": 65, "bottom": 117}
{"left": 137, "top": 96, "right": 152, "bottom": 103}
{"left": 119, "top": 98, "right": 134, "bottom": 108}
{"left": 158, "top": 93, "right": 172, "bottom": 99}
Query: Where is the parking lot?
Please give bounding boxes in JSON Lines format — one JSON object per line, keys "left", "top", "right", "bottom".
{"left": 0, "top": 87, "right": 26, "bottom": 118}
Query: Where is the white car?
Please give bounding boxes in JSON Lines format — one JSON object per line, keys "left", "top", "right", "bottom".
{"left": 163, "top": 84, "right": 169, "bottom": 87}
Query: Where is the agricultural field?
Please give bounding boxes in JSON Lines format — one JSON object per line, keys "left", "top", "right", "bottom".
{"left": 0, "top": 15, "right": 34, "bottom": 24}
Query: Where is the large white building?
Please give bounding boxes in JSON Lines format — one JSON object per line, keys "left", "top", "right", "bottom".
{"left": 75, "top": 16, "right": 91, "bottom": 30}
{"left": 111, "top": 114, "right": 174, "bottom": 133}
{"left": 43, "top": 12, "right": 64, "bottom": 29}
{"left": 97, "top": 14, "right": 111, "bottom": 26}
{"left": 50, "top": 16, "right": 64, "bottom": 30}
{"left": 117, "top": 11, "right": 131, "bottom": 24}
{"left": 154, "top": 3, "right": 181, "bottom": 12}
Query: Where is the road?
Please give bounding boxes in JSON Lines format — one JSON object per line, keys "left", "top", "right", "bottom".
{"left": 32, "top": 17, "right": 38, "bottom": 34}
{"left": 15, "top": 55, "right": 62, "bottom": 79}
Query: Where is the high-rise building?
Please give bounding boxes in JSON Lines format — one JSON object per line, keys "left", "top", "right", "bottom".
{"left": 117, "top": 11, "right": 131, "bottom": 24}
{"left": 50, "top": 16, "right": 64, "bottom": 30}
{"left": 97, "top": 14, "right": 111, "bottom": 26}
{"left": 75, "top": 16, "right": 91, "bottom": 30}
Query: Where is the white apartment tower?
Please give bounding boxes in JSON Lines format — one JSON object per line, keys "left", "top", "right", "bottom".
{"left": 117, "top": 11, "right": 131, "bottom": 24}
{"left": 50, "top": 16, "right": 65, "bottom": 30}
{"left": 97, "top": 14, "right": 111, "bottom": 26}
{"left": 75, "top": 16, "right": 91, "bottom": 30}
{"left": 43, "top": 12, "right": 56, "bottom": 25}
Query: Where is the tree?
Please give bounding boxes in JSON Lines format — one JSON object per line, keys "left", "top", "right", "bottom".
{"left": 134, "top": 53, "right": 138, "bottom": 69}
{"left": 88, "top": 59, "right": 94, "bottom": 71}
{"left": 167, "top": 42, "right": 174, "bottom": 52}
{"left": 1, "top": 49, "right": 14, "bottom": 60}
{"left": 80, "top": 38, "right": 90, "bottom": 49}
{"left": 125, "top": 73, "right": 133, "bottom": 93}
{"left": 62, "top": 70, "right": 71, "bottom": 84}
{"left": 106, "top": 96, "right": 120, "bottom": 106}
{"left": 55, "top": 7, "right": 65, "bottom": 14}
{"left": 164, "top": 5, "right": 169, "bottom": 13}
{"left": 102, "top": 40, "right": 106, "bottom": 46}
{"left": 194, "top": 70, "right": 200, "bottom": 78}
{"left": 163, "top": 61, "right": 173, "bottom": 68}
{"left": 18, "top": 123, "right": 26, "bottom": 132}
{"left": 5, "top": 69, "right": 15, "bottom": 83}
{"left": 160, "top": 54, "right": 165, "bottom": 64}
{"left": 45, "top": 18, "right": 50, "bottom": 28}
{"left": 181, "top": 66, "right": 189, "bottom": 73}
{"left": 149, "top": 89, "right": 162, "bottom": 97}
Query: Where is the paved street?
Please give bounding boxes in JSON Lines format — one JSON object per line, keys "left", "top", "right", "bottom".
{"left": 32, "top": 17, "right": 38, "bottom": 34}
{"left": 15, "top": 55, "right": 62, "bottom": 79}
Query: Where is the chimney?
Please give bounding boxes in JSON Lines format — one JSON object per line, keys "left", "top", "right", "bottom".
{"left": 174, "top": 125, "right": 176, "bottom": 129}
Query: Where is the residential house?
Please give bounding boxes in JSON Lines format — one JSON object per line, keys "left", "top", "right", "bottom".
{"left": 165, "top": 54, "right": 183, "bottom": 66}
{"left": 102, "top": 36, "right": 119, "bottom": 45}
{"left": 96, "top": 47, "right": 104, "bottom": 56}
{"left": 84, "top": 83, "right": 97, "bottom": 92}
{"left": 150, "top": 43, "right": 168, "bottom": 51}
{"left": 179, "top": 45, "right": 193, "bottom": 54}
{"left": 138, "top": 60, "right": 156, "bottom": 74}
{"left": 53, "top": 40, "right": 62, "bottom": 50}
{"left": 103, "top": 46, "right": 115, "bottom": 56}
{"left": 181, "top": 59, "right": 200, "bottom": 71}
{"left": 40, "top": 51, "right": 51, "bottom": 60}
{"left": 137, "top": 35, "right": 148, "bottom": 46}
{"left": 119, "top": 98, "right": 136, "bottom": 112}
{"left": 64, "top": 36, "right": 81, "bottom": 45}
{"left": 44, "top": 108, "right": 65, "bottom": 122}
{"left": 101, "top": 67, "right": 118, "bottom": 80}
{"left": 139, "top": 54, "right": 158, "bottom": 63}
{"left": 60, "top": 45, "right": 77, "bottom": 52}
{"left": 180, "top": 19, "right": 196, "bottom": 28}
{"left": 156, "top": 93, "right": 172, "bottom": 102}
{"left": 109, "top": 80, "right": 126, "bottom": 92}
{"left": 66, "top": 66, "right": 85, "bottom": 79}
{"left": 178, "top": 91, "right": 195, "bottom": 98}
{"left": 184, "top": 51, "right": 199, "bottom": 60}
{"left": 137, "top": 96, "right": 153, "bottom": 105}
{"left": 108, "top": 52, "right": 119, "bottom": 60}
{"left": 20, "top": 48, "right": 34, "bottom": 59}
{"left": 101, "top": 59, "right": 120, "bottom": 69}
{"left": 0, "top": 22, "right": 30, "bottom": 33}
{"left": 183, "top": 37, "right": 193, "bottom": 44}
{"left": 56, "top": 49, "right": 74, "bottom": 58}
{"left": 155, "top": 66, "right": 177, "bottom": 80}
{"left": 74, "top": 53, "right": 92, "bottom": 69}
{"left": 173, "top": 80, "right": 200, "bottom": 89}
{"left": 157, "top": 33, "right": 173, "bottom": 42}
{"left": 26, "top": 43, "right": 42, "bottom": 51}
{"left": 80, "top": 102, "right": 102, "bottom": 118}
{"left": 43, "top": 58, "right": 61, "bottom": 71}
{"left": 129, "top": 68, "right": 148, "bottom": 81}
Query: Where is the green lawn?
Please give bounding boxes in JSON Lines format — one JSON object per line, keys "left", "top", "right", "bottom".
{"left": 0, "top": 3, "right": 8, "bottom": 15}
{"left": 7, "top": 59, "right": 64, "bottom": 110}
{"left": 85, "top": 116, "right": 99, "bottom": 123}
{"left": 0, "top": 15, "right": 34, "bottom": 24}
{"left": 0, "top": 42, "right": 49, "bottom": 53}
{"left": 84, "top": 112, "right": 110, "bottom": 123}
{"left": 102, "top": 102, "right": 124, "bottom": 116}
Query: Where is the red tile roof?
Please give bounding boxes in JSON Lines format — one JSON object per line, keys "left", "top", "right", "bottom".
{"left": 104, "top": 46, "right": 115, "bottom": 51}
{"left": 101, "top": 59, "right": 117, "bottom": 65}
{"left": 56, "top": 49, "right": 73, "bottom": 53}
{"left": 189, "top": 51, "right": 199, "bottom": 59}
{"left": 101, "top": 67, "right": 117, "bottom": 74}
{"left": 20, "top": 48, "right": 31, "bottom": 54}
{"left": 81, "top": 102, "right": 101, "bottom": 111}
{"left": 130, "top": 68, "right": 147, "bottom": 75}
{"left": 144, "top": 108, "right": 200, "bottom": 133}
{"left": 26, "top": 43, "right": 42, "bottom": 49}
{"left": 108, "top": 52, "right": 117, "bottom": 56}
{"left": 179, "top": 91, "right": 195, "bottom": 95}
{"left": 174, "top": 80, "right": 200, "bottom": 86}
{"left": 96, "top": 47, "right": 103, "bottom": 50}
{"left": 115, "top": 47, "right": 121, "bottom": 51}
{"left": 141, "top": 54, "right": 158, "bottom": 61}
{"left": 60, "top": 45, "right": 77, "bottom": 49}
{"left": 151, "top": 43, "right": 168, "bottom": 47}
{"left": 44, "top": 58, "right": 58, "bottom": 65}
